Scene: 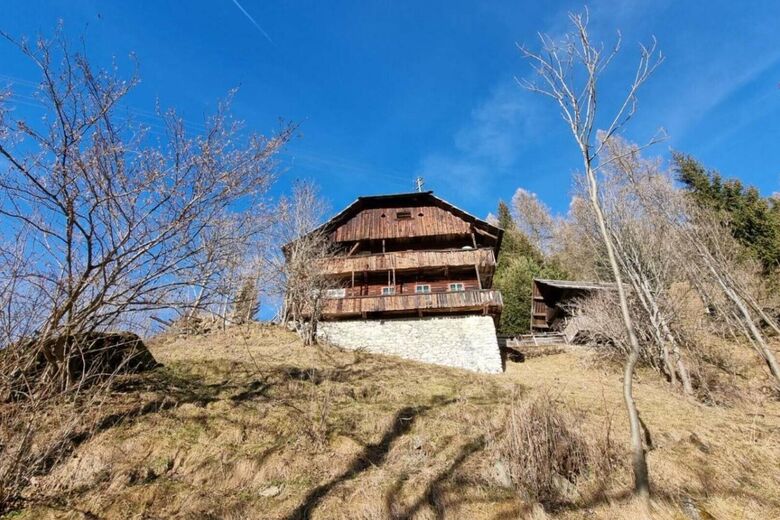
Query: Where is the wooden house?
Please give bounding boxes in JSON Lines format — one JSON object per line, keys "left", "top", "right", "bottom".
{"left": 311, "top": 191, "right": 504, "bottom": 322}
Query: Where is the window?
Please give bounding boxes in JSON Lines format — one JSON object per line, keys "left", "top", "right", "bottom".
{"left": 449, "top": 283, "right": 465, "bottom": 292}
{"left": 395, "top": 210, "right": 412, "bottom": 220}
{"left": 325, "top": 288, "right": 346, "bottom": 298}
{"left": 381, "top": 286, "right": 395, "bottom": 295}
{"left": 415, "top": 284, "right": 431, "bottom": 294}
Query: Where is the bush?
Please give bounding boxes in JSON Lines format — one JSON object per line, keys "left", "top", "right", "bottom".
{"left": 491, "top": 394, "right": 593, "bottom": 506}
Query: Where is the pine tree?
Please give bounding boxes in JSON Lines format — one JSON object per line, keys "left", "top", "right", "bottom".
{"left": 674, "top": 153, "right": 780, "bottom": 272}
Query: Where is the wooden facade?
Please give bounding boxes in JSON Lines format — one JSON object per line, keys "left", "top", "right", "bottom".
{"left": 321, "top": 289, "right": 503, "bottom": 319}
{"left": 297, "top": 191, "right": 504, "bottom": 321}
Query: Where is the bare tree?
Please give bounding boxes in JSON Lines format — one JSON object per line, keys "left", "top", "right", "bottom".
{"left": 269, "top": 181, "right": 334, "bottom": 345}
{"left": 519, "top": 10, "right": 663, "bottom": 502}
{"left": 511, "top": 188, "right": 557, "bottom": 254}
{"left": 679, "top": 208, "right": 780, "bottom": 384}
{"left": 0, "top": 29, "right": 292, "bottom": 394}
{"left": 550, "top": 196, "right": 605, "bottom": 280}
{"left": 601, "top": 136, "right": 780, "bottom": 387}
{"left": 570, "top": 136, "right": 780, "bottom": 391}
{"left": 598, "top": 136, "right": 695, "bottom": 395}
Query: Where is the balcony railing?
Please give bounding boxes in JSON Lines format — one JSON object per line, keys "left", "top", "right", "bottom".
{"left": 319, "top": 289, "right": 503, "bottom": 318}
{"left": 319, "top": 247, "right": 496, "bottom": 276}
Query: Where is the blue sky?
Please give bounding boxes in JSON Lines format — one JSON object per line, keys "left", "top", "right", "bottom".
{"left": 3, "top": 1, "right": 779, "bottom": 220}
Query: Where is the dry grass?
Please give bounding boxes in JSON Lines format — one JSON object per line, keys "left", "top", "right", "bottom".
{"left": 488, "top": 392, "right": 598, "bottom": 507}
{"left": 3, "top": 324, "right": 779, "bottom": 519}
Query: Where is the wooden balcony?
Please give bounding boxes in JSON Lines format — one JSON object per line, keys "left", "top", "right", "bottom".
{"left": 320, "top": 247, "right": 496, "bottom": 276}
{"left": 319, "top": 289, "right": 503, "bottom": 319}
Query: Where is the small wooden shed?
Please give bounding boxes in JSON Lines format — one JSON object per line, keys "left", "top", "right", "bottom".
{"left": 531, "top": 278, "right": 614, "bottom": 332}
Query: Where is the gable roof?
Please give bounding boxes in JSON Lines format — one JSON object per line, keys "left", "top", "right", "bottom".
{"left": 315, "top": 191, "right": 503, "bottom": 250}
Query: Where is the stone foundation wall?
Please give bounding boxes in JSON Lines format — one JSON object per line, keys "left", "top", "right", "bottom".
{"left": 317, "top": 315, "right": 502, "bottom": 374}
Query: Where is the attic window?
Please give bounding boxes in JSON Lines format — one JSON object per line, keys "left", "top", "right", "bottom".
{"left": 396, "top": 210, "right": 412, "bottom": 220}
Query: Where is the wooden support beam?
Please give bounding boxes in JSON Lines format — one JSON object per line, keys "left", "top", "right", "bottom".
{"left": 348, "top": 241, "right": 360, "bottom": 256}
{"left": 475, "top": 264, "right": 482, "bottom": 290}
{"left": 473, "top": 227, "right": 499, "bottom": 241}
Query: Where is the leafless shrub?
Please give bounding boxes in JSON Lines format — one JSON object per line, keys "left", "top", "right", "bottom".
{"left": 0, "top": 27, "right": 291, "bottom": 395}
{"left": 266, "top": 181, "right": 335, "bottom": 345}
{"left": 305, "top": 382, "right": 333, "bottom": 449}
{"left": 563, "top": 136, "right": 696, "bottom": 395}
{"left": 0, "top": 26, "right": 290, "bottom": 512}
{"left": 569, "top": 133, "right": 780, "bottom": 396}
{"left": 492, "top": 393, "right": 593, "bottom": 506}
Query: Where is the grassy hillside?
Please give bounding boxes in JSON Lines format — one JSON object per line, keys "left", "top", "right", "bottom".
{"left": 7, "top": 325, "right": 779, "bottom": 519}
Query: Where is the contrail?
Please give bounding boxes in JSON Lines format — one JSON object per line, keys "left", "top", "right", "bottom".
{"left": 231, "top": 0, "right": 274, "bottom": 44}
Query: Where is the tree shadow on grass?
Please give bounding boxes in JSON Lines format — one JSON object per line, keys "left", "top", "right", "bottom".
{"left": 283, "top": 396, "right": 454, "bottom": 520}
{"left": 385, "top": 436, "right": 486, "bottom": 520}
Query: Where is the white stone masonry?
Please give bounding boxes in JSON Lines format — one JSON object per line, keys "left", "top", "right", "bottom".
{"left": 317, "top": 315, "right": 502, "bottom": 373}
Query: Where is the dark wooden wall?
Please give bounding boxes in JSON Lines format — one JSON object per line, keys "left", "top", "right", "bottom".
{"left": 331, "top": 205, "right": 471, "bottom": 242}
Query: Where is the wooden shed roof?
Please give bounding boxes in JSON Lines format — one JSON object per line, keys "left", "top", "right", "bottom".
{"left": 533, "top": 278, "right": 615, "bottom": 291}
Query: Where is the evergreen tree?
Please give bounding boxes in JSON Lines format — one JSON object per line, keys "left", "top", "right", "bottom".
{"left": 674, "top": 153, "right": 780, "bottom": 272}
{"left": 493, "top": 200, "right": 567, "bottom": 334}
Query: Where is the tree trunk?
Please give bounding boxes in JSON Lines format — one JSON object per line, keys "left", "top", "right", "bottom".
{"left": 698, "top": 245, "right": 780, "bottom": 384}
{"left": 585, "top": 163, "right": 651, "bottom": 503}
{"left": 635, "top": 271, "right": 694, "bottom": 396}
{"left": 660, "top": 320, "right": 695, "bottom": 396}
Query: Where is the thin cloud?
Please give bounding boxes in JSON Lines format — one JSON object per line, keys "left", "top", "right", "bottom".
{"left": 231, "top": 0, "right": 274, "bottom": 44}
{"left": 415, "top": 80, "right": 543, "bottom": 206}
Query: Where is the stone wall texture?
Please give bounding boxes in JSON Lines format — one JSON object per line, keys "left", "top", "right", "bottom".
{"left": 317, "top": 315, "right": 503, "bottom": 374}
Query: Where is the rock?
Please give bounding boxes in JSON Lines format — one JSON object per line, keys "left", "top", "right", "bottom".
{"left": 4, "top": 331, "right": 159, "bottom": 400}
{"left": 491, "top": 460, "right": 514, "bottom": 489}
{"left": 681, "top": 496, "right": 701, "bottom": 520}
{"left": 688, "top": 433, "right": 711, "bottom": 453}
{"left": 551, "top": 473, "right": 581, "bottom": 503}
{"left": 260, "top": 484, "right": 283, "bottom": 498}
